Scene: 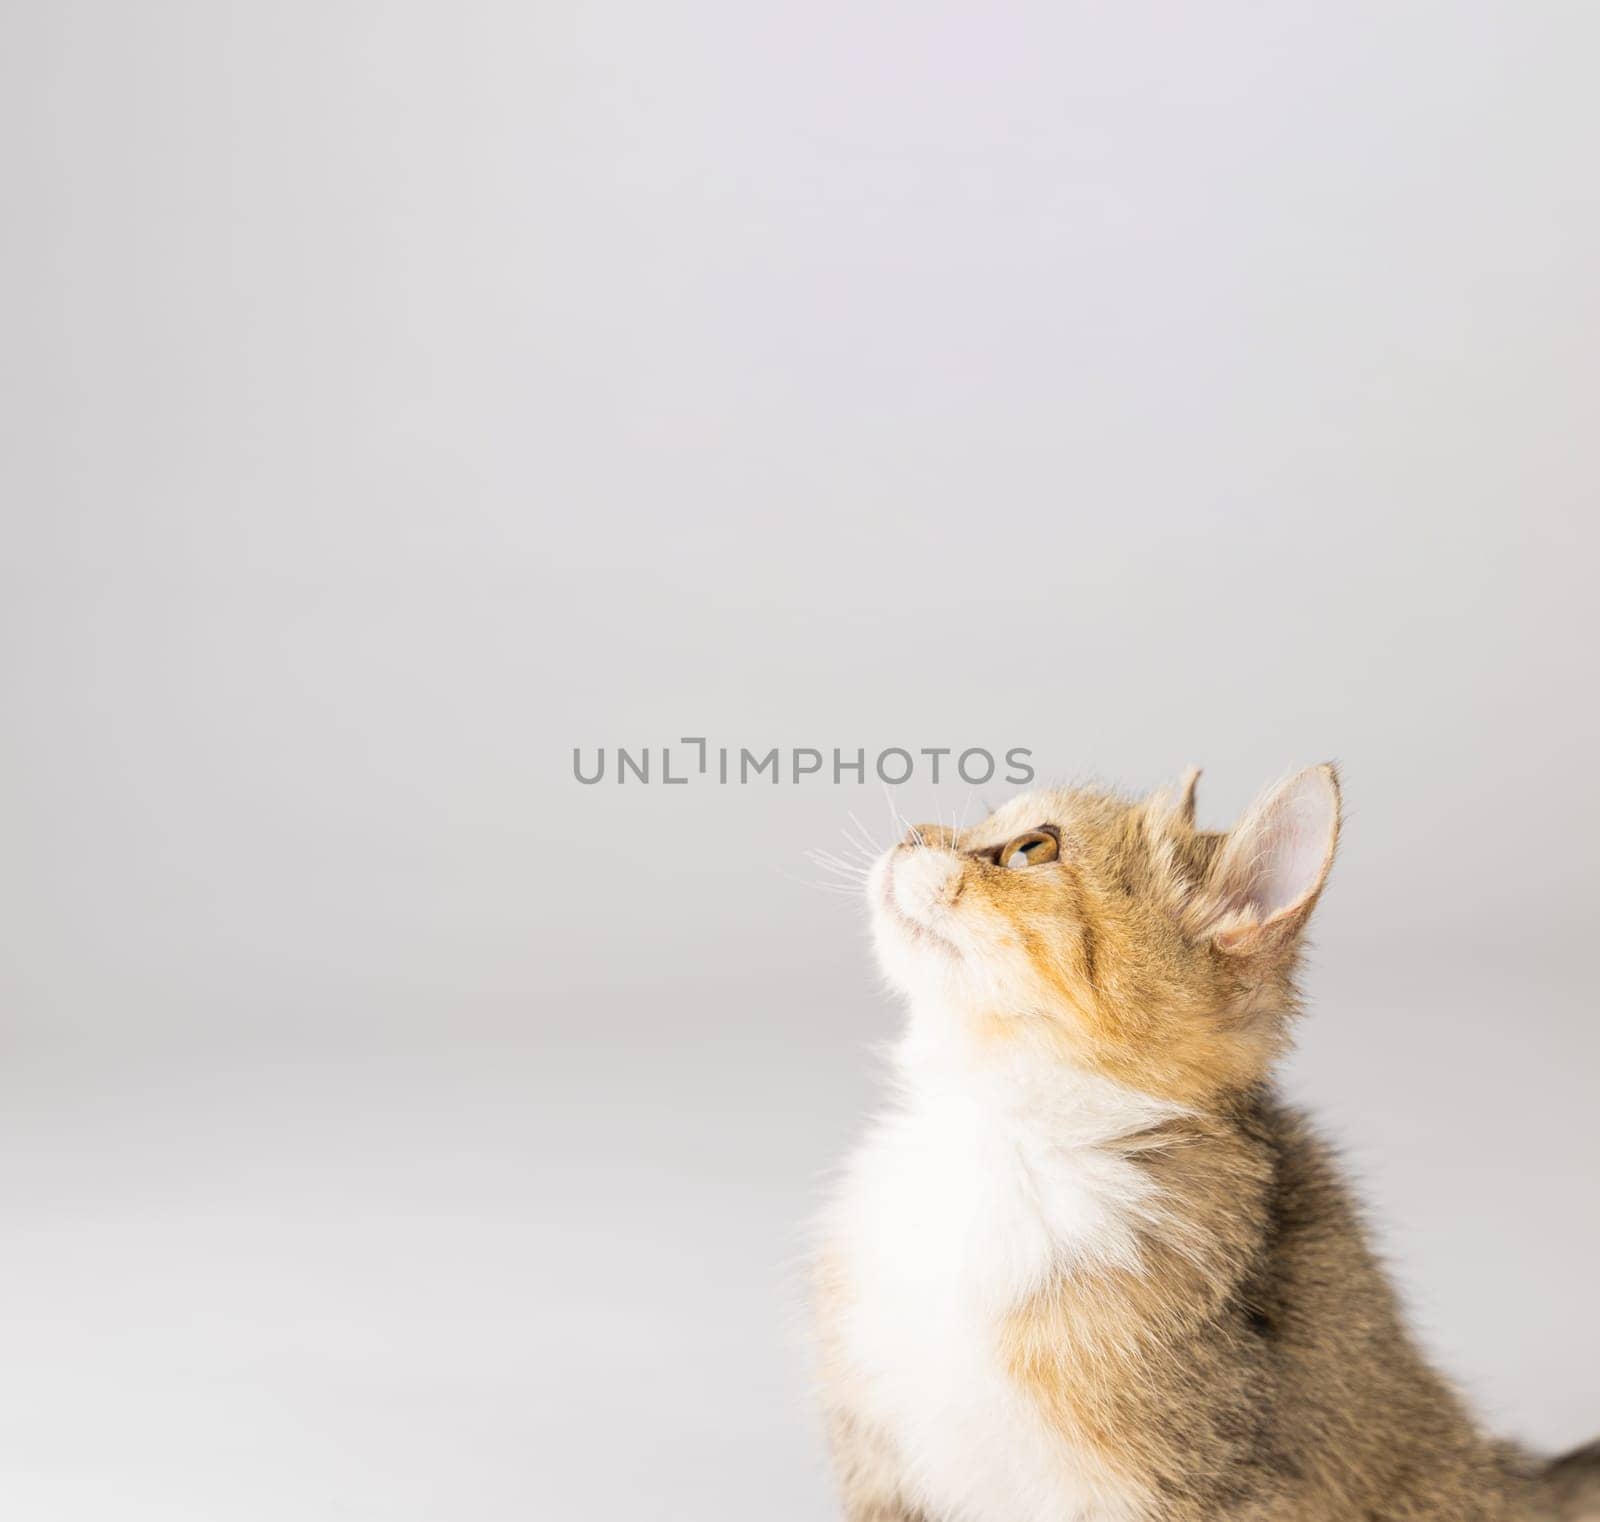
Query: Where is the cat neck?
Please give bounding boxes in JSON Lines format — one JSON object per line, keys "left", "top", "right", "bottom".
{"left": 890, "top": 1001, "right": 1189, "bottom": 1153}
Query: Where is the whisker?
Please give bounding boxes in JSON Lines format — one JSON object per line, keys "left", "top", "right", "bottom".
{"left": 834, "top": 832, "right": 878, "bottom": 867}
{"left": 812, "top": 842, "right": 872, "bottom": 867}
{"left": 845, "top": 809, "right": 882, "bottom": 850}
{"left": 807, "top": 849, "right": 873, "bottom": 880}
{"left": 882, "top": 787, "right": 924, "bottom": 848}
{"left": 889, "top": 790, "right": 928, "bottom": 851}
{"left": 842, "top": 812, "right": 883, "bottom": 860}
{"left": 882, "top": 783, "right": 908, "bottom": 846}
{"left": 777, "top": 866, "right": 868, "bottom": 897}
{"left": 809, "top": 843, "right": 870, "bottom": 868}
{"left": 812, "top": 857, "right": 876, "bottom": 883}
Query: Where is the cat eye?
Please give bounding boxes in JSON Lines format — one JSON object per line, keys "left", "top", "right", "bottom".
{"left": 1001, "top": 829, "right": 1058, "bottom": 869}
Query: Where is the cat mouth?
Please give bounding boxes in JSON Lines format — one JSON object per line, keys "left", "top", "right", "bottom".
{"left": 879, "top": 863, "right": 963, "bottom": 959}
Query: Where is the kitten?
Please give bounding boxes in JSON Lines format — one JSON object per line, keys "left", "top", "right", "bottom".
{"left": 811, "top": 766, "right": 1597, "bottom": 1521}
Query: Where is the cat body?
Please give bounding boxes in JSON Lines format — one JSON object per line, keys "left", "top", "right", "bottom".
{"left": 811, "top": 769, "right": 1596, "bottom": 1522}
{"left": 818, "top": 1054, "right": 1170, "bottom": 1522}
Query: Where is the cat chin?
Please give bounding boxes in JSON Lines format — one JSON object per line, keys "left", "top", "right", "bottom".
{"left": 871, "top": 921, "right": 1028, "bottom": 1026}
{"left": 873, "top": 934, "right": 959, "bottom": 1008}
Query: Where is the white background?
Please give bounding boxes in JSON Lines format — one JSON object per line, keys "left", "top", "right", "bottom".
{"left": 5, "top": 3, "right": 1598, "bottom": 1517}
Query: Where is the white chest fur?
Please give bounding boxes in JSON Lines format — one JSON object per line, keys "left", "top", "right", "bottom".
{"left": 821, "top": 1061, "right": 1173, "bottom": 1522}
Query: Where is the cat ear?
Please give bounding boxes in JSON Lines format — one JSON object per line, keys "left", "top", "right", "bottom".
{"left": 1148, "top": 766, "right": 1202, "bottom": 829}
{"left": 1173, "top": 766, "right": 1201, "bottom": 828}
{"left": 1186, "top": 765, "right": 1340, "bottom": 956}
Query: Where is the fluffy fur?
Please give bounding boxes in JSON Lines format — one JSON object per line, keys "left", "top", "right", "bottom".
{"left": 810, "top": 767, "right": 1597, "bottom": 1521}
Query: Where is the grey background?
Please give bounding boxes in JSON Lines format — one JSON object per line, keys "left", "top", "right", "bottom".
{"left": 4, "top": 3, "right": 1598, "bottom": 1518}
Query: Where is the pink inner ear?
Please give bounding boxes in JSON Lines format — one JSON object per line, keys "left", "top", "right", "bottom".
{"left": 1219, "top": 768, "right": 1338, "bottom": 924}
{"left": 1253, "top": 772, "right": 1336, "bottom": 917}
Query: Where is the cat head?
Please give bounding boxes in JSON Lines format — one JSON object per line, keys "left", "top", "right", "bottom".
{"left": 868, "top": 766, "right": 1340, "bottom": 1104}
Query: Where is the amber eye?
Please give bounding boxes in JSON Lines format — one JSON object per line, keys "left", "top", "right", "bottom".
{"left": 1001, "top": 829, "right": 1058, "bottom": 868}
